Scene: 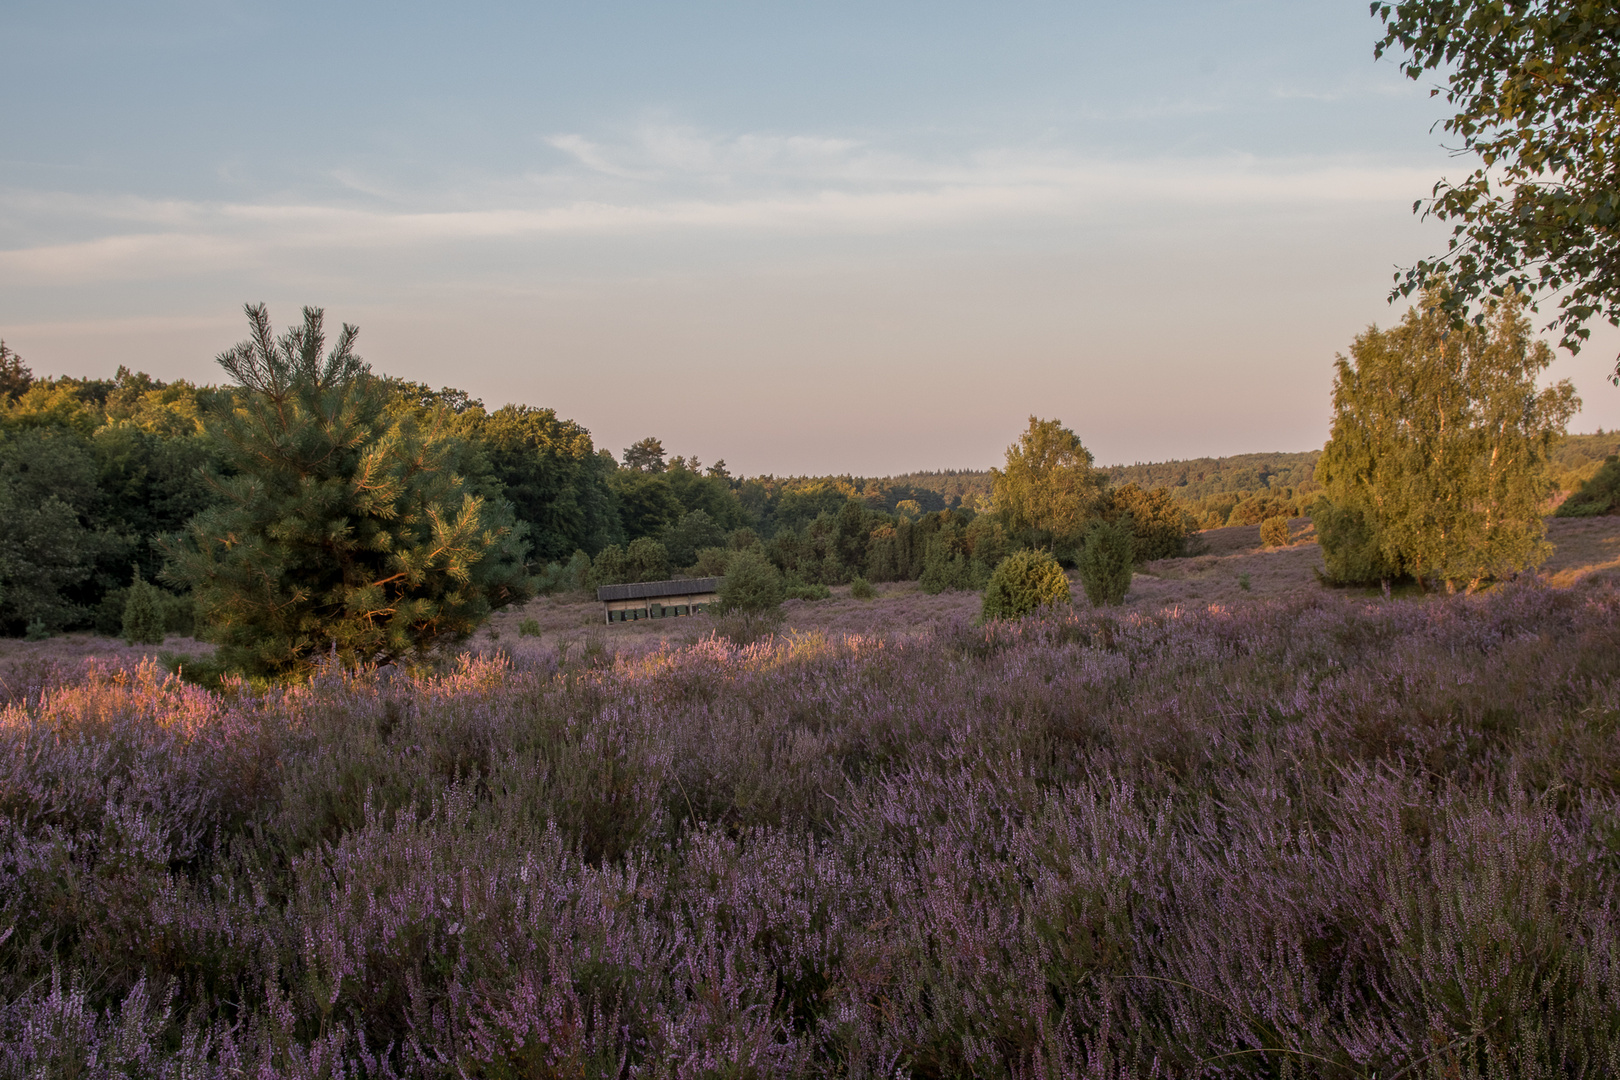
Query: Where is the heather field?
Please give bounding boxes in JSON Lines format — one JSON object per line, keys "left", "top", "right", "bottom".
{"left": 3, "top": 576, "right": 1620, "bottom": 1079}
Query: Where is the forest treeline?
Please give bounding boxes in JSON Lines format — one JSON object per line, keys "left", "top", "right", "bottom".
{"left": 1, "top": 293, "right": 1609, "bottom": 642}
{"left": 0, "top": 338, "right": 1190, "bottom": 643}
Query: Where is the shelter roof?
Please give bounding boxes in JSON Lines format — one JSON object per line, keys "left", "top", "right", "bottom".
{"left": 596, "top": 577, "right": 722, "bottom": 602}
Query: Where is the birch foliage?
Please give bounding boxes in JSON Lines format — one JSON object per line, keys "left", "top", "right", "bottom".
{"left": 990, "top": 417, "right": 1109, "bottom": 552}
{"left": 1318, "top": 289, "right": 1577, "bottom": 591}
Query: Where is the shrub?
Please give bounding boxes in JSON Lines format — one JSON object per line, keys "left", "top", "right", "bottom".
{"left": 1110, "top": 482, "right": 1195, "bottom": 561}
{"left": 980, "top": 550, "right": 1071, "bottom": 621}
{"left": 785, "top": 582, "right": 832, "bottom": 601}
{"left": 121, "top": 573, "right": 166, "bottom": 646}
{"left": 1260, "top": 515, "right": 1290, "bottom": 547}
{"left": 625, "top": 537, "right": 670, "bottom": 583}
{"left": 1225, "top": 493, "right": 1296, "bottom": 527}
{"left": 1313, "top": 497, "right": 1401, "bottom": 586}
{"left": 518, "top": 618, "right": 541, "bottom": 637}
{"left": 536, "top": 550, "right": 591, "bottom": 594}
{"left": 587, "top": 544, "right": 630, "bottom": 588}
{"left": 663, "top": 509, "right": 727, "bottom": 569}
{"left": 688, "top": 546, "right": 733, "bottom": 577}
{"left": 714, "top": 550, "right": 784, "bottom": 615}
{"left": 1557, "top": 455, "right": 1620, "bottom": 516}
{"left": 158, "top": 590, "right": 195, "bottom": 636}
{"left": 918, "top": 532, "right": 971, "bottom": 594}
{"left": 1076, "top": 518, "right": 1133, "bottom": 605}
{"left": 850, "top": 576, "right": 876, "bottom": 600}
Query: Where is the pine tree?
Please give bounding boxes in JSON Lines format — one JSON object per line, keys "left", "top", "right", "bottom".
{"left": 1317, "top": 289, "right": 1577, "bottom": 591}
{"left": 166, "top": 305, "right": 531, "bottom": 677}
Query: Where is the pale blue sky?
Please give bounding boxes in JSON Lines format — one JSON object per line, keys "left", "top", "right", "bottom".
{"left": 4, "top": 1, "right": 1616, "bottom": 474}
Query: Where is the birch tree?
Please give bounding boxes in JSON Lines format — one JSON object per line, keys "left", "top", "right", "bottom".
{"left": 1317, "top": 288, "right": 1577, "bottom": 591}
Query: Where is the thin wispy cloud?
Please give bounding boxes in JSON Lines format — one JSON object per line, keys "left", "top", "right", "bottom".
{"left": 0, "top": 130, "right": 1437, "bottom": 285}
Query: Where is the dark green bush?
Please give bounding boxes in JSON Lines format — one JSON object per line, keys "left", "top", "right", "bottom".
{"left": 1109, "top": 482, "right": 1195, "bottom": 561}
{"left": 664, "top": 510, "right": 727, "bottom": 568}
{"left": 714, "top": 550, "right": 784, "bottom": 615}
{"left": 688, "top": 546, "right": 733, "bottom": 577}
{"left": 850, "top": 576, "right": 876, "bottom": 600}
{"left": 625, "top": 537, "right": 669, "bottom": 582}
{"left": 588, "top": 539, "right": 668, "bottom": 587}
{"left": 1260, "top": 515, "right": 1290, "bottom": 547}
{"left": 1313, "top": 497, "right": 1401, "bottom": 586}
{"left": 536, "top": 551, "right": 591, "bottom": 594}
{"left": 1556, "top": 455, "right": 1620, "bottom": 517}
{"left": 1076, "top": 518, "right": 1134, "bottom": 605}
{"left": 919, "top": 531, "right": 971, "bottom": 594}
{"left": 980, "top": 550, "right": 1071, "bottom": 621}
{"left": 588, "top": 544, "right": 630, "bottom": 588}
{"left": 785, "top": 582, "right": 832, "bottom": 601}
{"left": 121, "top": 573, "right": 166, "bottom": 645}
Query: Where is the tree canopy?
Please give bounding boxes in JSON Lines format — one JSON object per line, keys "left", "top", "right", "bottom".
{"left": 1375, "top": 1, "right": 1620, "bottom": 374}
{"left": 1317, "top": 288, "right": 1578, "bottom": 591}
{"left": 991, "top": 417, "right": 1109, "bottom": 551}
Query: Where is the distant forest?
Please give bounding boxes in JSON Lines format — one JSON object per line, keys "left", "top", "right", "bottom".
{"left": 892, "top": 433, "right": 1620, "bottom": 530}
{"left": 1, "top": 338, "right": 1612, "bottom": 638}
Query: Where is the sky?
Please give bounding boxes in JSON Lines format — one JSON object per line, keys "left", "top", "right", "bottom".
{"left": 4, "top": 1, "right": 1618, "bottom": 476}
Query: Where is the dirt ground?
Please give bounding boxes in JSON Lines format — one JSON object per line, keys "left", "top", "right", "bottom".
{"left": 6, "top": 516, "right": 1620, "bottom": 684}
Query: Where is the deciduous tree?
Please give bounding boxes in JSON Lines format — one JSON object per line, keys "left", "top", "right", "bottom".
{"left": 991, "top": 417, "right": 1109, "bottom": 553}
{"left": 1318, "top": 288, "right": 1577, "bottom": 591}
{"left": 1375, "top": 1, "right": 1620, "bottom": 374}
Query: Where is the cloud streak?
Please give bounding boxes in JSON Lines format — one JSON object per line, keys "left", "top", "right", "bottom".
{"left": 0, "top": 128, "right": 1438, "bottom": 285}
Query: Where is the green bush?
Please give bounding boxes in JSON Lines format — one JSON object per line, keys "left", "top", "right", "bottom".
{"left": 536, "top": 550, "right": 591, "bottom": 594}
{"left": 1313, "top": 497, "right": 1401, "bottom": 586}
{"left": 785, "top": 582, "right": 832, "bottom": 601}
{"left": 918, "top": 531, "right": 971, "bottom": 594}
{"left": 121, "top": 572, "right": 166, "bottom": 646}
{"left": 980, "top": 550, "right": 1072, "bottom": 621}
{"left": 1556, "top": 455, "right": 1620, "bottom": 517}
{"left": 159, "top": 590, "right": 195, "bottom": 636}
{"left": 23, "top": 618, "right": 50, "bottom": 642}
{"left": 625, "top": 537, "right": 670, "bottom": 582}
{"left": 850, "top": 576, "right": 876, "bottom": 600}
{"left": 663, "top": 509, "right": 727, "bottom": 569}
{"left": 714, "top": 550, "right": 785, "bottom": 615}
{"left": 587, "top": 544, "right": 630, "bottom": 588}
{"left": 1076, "top": 519, "right": 1134, "bottom": 606}
{"left": 1109, "top": 482, "right": 1195, "bottom": 561}
{"left": 1260, "top": 515, "right": 1290, "bottom": 547}
{"left": 518, "top": 618, "right": 541, "bottom": 637}
{"left": 689, "top": 546, "right": 733, "bottom": 577}
{"left": 712, "top": 550, "right": 786, "bottom": 645}
{"left": 1226, "top": 493, "right": 1298, "bottom": 527}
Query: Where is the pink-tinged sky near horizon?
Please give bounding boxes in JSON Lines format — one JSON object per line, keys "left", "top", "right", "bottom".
{"left": 5, "top": 1, "right": 1618, "bottom": 476}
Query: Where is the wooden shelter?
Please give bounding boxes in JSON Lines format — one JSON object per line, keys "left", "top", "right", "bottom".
{"left": 597, "top": 577, "right": 721, "bottom": 623}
